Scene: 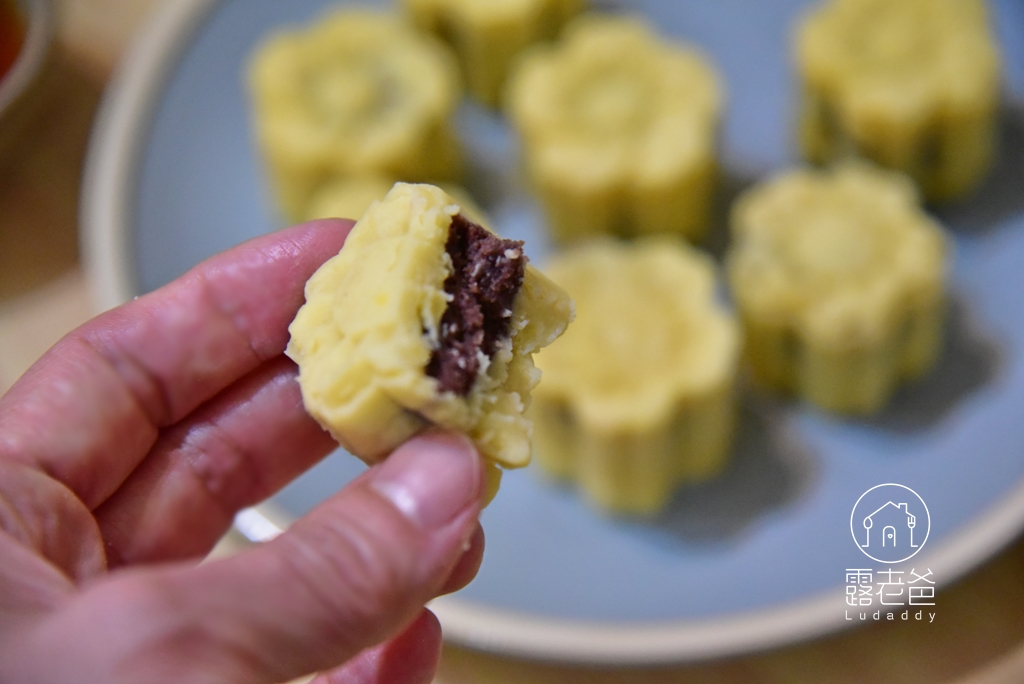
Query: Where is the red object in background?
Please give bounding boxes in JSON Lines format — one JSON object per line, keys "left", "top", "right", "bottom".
{"left": 0, "top": 0, "right": 24, "bottom": 81}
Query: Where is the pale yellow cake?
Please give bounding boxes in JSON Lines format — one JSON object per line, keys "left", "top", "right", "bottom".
{"left": 531, "top": 239, "right": 740, "bottom": 515}
{"left": 303, "top": 177, "right": 398, "bottom": 224}
{"left": 795, "top": 0, "right": 1001, "bottom": 201}
{"left": 507, "top": 15, "right": 723, "bottom": 244}
{"left": 287, "top": 183, "right": 573, "bottom": 498}
{"left": 248, "top": 11, "right": 462, "bottom": 222}
{"left": 727, "top": 164, "right": 948, "bottom": 414}
{"left": 402, "top": 0, "right": 585, "bottom": 107}
{"left": 304, "top": 176, "right": 488, "bottom": 227}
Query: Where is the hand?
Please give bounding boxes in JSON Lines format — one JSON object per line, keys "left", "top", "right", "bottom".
{"left": 0, "top": 220, "right": 486, "bottom": 684}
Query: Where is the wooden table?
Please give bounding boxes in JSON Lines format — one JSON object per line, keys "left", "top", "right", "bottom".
{"left": 3, "top": 1, "right": 1024, "bottom": 682}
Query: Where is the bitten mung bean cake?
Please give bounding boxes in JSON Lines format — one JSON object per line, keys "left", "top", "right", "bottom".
{"left": 287, "top": 183, "right": 573, "bottom": 496}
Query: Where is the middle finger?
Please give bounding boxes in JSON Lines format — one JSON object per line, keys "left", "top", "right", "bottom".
{"left": 95, "top": 355, "right": 336, "bottom": 566}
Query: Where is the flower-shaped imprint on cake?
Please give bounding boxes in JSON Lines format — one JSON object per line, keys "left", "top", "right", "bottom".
{"left": 531, "top": 239, "right": 740, "bottom": 515}
{"left": 287, "top": 183, "right": 574, "bottom": 500}
{"left": 402, "top": 0, "right": 585, "bottom": 107}
{"left": 507, "top": 16, "right": 723, "bottom": 244}
{"left": 248, "top": 11, "right": 462, "bottom": 222}
{"left": 727, "top": 164, "right": 948, "bottom": 414}
{"left": 795, "top": 0, "right": 1001, "bottom": 202}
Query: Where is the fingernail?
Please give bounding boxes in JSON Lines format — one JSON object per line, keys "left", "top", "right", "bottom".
{"left": 369, "top": 431, "right": 481, "bottom": 529}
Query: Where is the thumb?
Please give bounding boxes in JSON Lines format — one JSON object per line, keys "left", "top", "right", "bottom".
{"left": 200, "top": 430, "right": 484, "bottom": 681}
{"left": 42, "top": 431, "right": 484, "bottom": 684}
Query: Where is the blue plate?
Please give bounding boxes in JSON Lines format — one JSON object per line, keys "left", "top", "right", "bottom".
{"left": 82, "top": 0, "right": 1024, "bottom": 662}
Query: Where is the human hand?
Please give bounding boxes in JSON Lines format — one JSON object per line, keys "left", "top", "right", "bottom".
{"left": 0, "top": 220, "right": 486, "bottom": 683}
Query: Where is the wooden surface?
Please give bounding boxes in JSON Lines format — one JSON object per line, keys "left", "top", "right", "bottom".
{"left": 3, "top": 1, "right": 1024, "bottom": 682}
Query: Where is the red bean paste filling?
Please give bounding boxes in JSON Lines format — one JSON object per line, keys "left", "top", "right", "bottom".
{"left": 426, "top": 214, "right": 527, "bottom": 396}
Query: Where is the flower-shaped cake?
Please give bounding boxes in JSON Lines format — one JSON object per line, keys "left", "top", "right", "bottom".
{"left": 402, "top": 0, "right": 585, "bottom": 107}
{"left": 507, "top": 16, "right": 723, "bottom": 244}
{"left": 727, "top": 164, "right": 948, "bottom": 414}
{"left": 531, "top": 239, "right": 740, "bottom": 515}
{"left": 248, "top": 11, "right": 462, "bottom": 222}
{"left": 795, "top": 0, "right": 1001, "bottom": 201}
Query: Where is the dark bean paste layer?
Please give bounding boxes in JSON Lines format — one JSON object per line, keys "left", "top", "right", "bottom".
{"left": 426, "top": 214, "right": 527, "bottom": 396}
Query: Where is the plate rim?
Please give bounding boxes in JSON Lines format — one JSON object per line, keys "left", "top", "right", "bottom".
{"left": 0, "top": 0, "right": 54, "bottom": 116}
{"left": 79, "top": 0, "right": 1024, "bottom": 663}
{"left": 81, "top": 0, "right": 222, "bottom": 313}
{"left": 236, "top": 476, "right": 1024, "bottom": 664}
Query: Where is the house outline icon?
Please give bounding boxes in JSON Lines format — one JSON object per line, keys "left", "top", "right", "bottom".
{"left": 851, "top": 483, "right": 930, "bottom": 564}
{"left": 860, "top": 501, "right": 918, "bottom": 550}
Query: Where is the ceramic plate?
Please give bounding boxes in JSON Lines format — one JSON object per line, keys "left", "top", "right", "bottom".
{"left": 82, "top": 0, "right": 1024, "bottom": 663}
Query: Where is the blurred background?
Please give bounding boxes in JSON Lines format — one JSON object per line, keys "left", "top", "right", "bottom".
{"left": 0, "top": 0, "right": 164, "bottom": 392}
{"left": 3, "top": 0, "right": 1024, "bottom": 682}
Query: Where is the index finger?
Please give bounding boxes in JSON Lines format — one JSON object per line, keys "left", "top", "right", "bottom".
{"left": 0, "top": 219, "right": 352, "bottom": 509}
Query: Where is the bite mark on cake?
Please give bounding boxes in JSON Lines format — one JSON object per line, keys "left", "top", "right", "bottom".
{"left": 426, "top": 214, "right": 527, "bottom": 395}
